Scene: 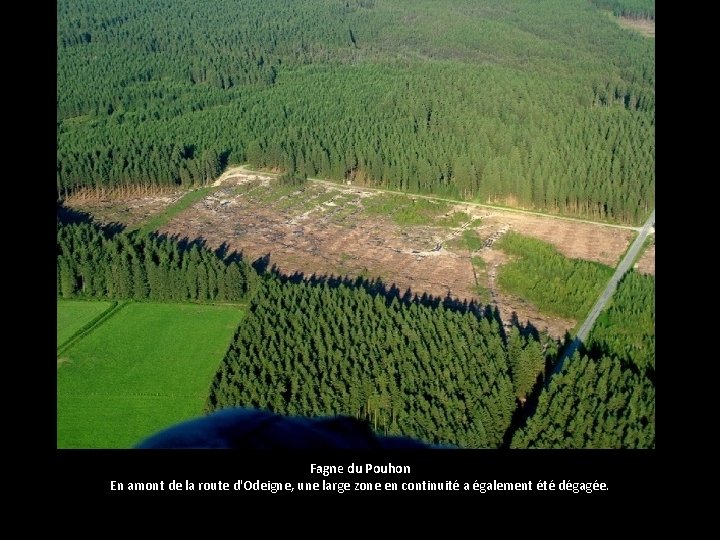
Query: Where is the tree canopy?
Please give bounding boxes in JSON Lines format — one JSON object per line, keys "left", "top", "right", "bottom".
{"left": 57, "top": 0, "right": 655, "bottom": 224}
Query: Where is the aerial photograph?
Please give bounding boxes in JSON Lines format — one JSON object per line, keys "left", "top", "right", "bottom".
{"left": 57, "top": 0, "right": 655, "bottom": 449}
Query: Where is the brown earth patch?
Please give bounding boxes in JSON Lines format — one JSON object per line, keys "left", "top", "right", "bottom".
{"left": 159, "top": 179, "right": 631, "bottom": 337}
{"left": 65, "top": 191, "right": 184, "bottom": 229}
{"left": 67, "top": 174, "right": 635, "bottom": 339}
{"left": 616, "top": 16, "right": 655, "bottom": 38}
{"left": 635, "top": 241, "right": 655, "bottom": 275}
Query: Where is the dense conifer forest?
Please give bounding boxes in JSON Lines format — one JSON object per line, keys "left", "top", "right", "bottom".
{"left": 57, "top": 221, "right": 256, "bottom": 302}
{"left": 57, "top": 217, "right": 655, "bottom": 448}
{"left": 206, "top": 275, "right": 540, "bottom": 447}
{"left": 57, "top": 0, "right": 655, "bottom": 448}
{"left": 57, "top": 0, "right": 654, "bottom": 224}
{"left": 511, "top": 271, "right": 655, "bottom": 448}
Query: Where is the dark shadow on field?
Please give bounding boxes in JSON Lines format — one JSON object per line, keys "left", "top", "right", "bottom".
{"left": 251, "top": 253, "right": 272, "bottom": 274}
{"left": 214, "top": 241, "right": 229, "bottom": 261}
{"left": 509, "top": 311, "right": 540, "bottom": 343}
{"left": 149, "top": 232, "right": 255, "bottom": 269}
{"left": 170, "top": 235, "right": 211, "bottom": 252}
{"left": 57, "top": 203, "right": 92, "bottom": 225}
{"left": 57, "top": 203, "right": 125, "bottom": 236}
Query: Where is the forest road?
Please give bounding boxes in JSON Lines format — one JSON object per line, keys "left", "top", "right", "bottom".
{"left": 550, "top": 208, "right": 655, "bottom": 378}
{"left": 212, "top": 164, "right": 263, "bottom": 186}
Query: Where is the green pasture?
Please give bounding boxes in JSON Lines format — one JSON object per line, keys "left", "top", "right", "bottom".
{"left": 57, "top": 301, "right": 244, "bottom": 448}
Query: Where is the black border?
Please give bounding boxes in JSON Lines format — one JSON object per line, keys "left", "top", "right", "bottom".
{"left": 56, "top": 449, "right": 656, "bottom": 500}
{"left": 49, "top": 2, "right": 664, "bottom": 506}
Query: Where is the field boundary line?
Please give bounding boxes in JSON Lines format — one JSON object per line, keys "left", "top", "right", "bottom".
{"left": 57, "top": 300, "right": 129, "bottom": 357}
{"left": 57, "top": 301, "right": 118, "bottom": 352}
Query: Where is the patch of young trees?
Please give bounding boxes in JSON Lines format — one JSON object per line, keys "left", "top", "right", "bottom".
{"left": 591, "top": 0, "right": 655, "bottom": 19}
{"left": 588, "top": 271, "right": 655, "bottom": 372}
{"left": 494, "top": 232, "right": 614, "bottom": 320}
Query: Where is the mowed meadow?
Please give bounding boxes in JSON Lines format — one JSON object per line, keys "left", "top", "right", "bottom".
{"left": 57, "top": 301, "right": 244, "bottom": 448}
{"left": 57, "top": 299, "right": 114, "bottom": 348}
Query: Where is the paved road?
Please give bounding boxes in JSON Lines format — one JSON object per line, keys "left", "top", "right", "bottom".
{"left": 550, "top": 208, "right": 655, "bottom": 377}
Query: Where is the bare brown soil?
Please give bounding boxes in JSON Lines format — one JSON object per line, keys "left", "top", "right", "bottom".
{"left": 616, "top": 16, "right": 655, "bottom": 37}
{"left": 66, "top": 191, "right": 184, "bottom": 229}
{"left": 635, "top": 242, "right": 655, "bottom": 275}
{"left": 66, "top": 170, "right": 636, "bottom": 338}
{"left": 456, "top": 205, "right": 636, "bottom": 267}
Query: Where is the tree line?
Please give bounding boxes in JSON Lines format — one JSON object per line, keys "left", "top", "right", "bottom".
{"left": 512, "top": 271, "right": 655, "bottom": 448}
{"left": 57, "top": 0, "right": 655, "bottom": 224}
{"left": 57, "top": 222, "right": 256, "bottom": 302}
{"left": 57, "top": 218, "right": 654, "bottom": 448}
{"left": 206, "top": 275, "right": 554, "bottom": 448}
{"left": 591, "top": 0, "right": 655, "bottom": 19}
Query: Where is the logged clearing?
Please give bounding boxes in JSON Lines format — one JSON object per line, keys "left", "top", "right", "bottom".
{"left": 616, "top": 16, "right": 655, "bottom": 38}
{"left": 636, "top": 241, "right": 655, "bottom": 275}
{"left": 65, "top": 189, "right": 184, "bottom": 229}
{"left": 57, "top": 302, "right": 244, "bottom": 448}
{"left": 66, "top": 170, "right": 636, "bottom": 338}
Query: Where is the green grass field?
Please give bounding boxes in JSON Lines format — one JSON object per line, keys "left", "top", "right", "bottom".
{"left": 57, "top": 300, "right": 114, "bottom": 348}
{"left": 57, "top": 302, "right": 244, "bottom": 448}
{"left": 436, "top": 211, "right": 472, "bottom": 228}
